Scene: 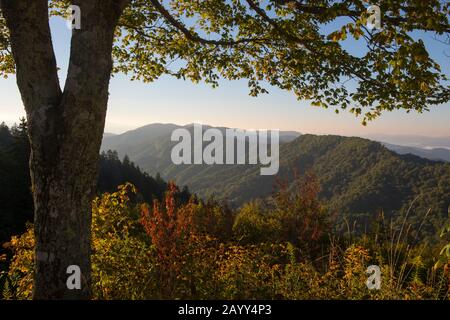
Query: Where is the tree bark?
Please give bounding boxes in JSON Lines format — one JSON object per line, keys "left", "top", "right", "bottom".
{"left": 1, "top": 0, "right": 129, "bottom": 299}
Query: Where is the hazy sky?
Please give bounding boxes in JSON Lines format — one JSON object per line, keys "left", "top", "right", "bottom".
{"left": 1, "top": 15, "right": 449, "bottom": 137}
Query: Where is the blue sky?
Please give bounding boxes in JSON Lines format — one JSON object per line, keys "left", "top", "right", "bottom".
{"left": 1, "top": 15, "right": 449, "bottom": 137}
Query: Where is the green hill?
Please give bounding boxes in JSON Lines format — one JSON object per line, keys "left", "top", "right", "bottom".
{"left": 102, "top": 126, "right": 450, "bottom": 235}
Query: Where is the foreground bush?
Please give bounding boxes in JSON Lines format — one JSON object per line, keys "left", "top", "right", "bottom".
{"left": 2, "top": 182, "right": 448, "bottom": 300}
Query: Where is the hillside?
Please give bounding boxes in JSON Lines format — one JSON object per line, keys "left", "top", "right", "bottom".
{"left": 101, "top": 123, "right": 301, "bottom": 177}
{"left": 261, "top": 135, "right": 450, "bottom": 231}
{"left": 101, "top": 125, "right": 450, "bottom": 233}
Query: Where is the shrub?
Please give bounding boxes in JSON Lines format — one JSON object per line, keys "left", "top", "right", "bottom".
{"left": 2, "top": 183, "right": 448, "bottom": 300}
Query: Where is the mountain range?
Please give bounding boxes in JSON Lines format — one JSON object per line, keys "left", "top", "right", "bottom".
{"left": 102, "top": 124, "right": 450, "bottom": 234}
{"left": 365, "top": 134, "right": 450, "bottom": 150}
{"left": 382, "top": 143, "right": 450, "bottom": 162}
{"left": 104, "top": 126, "right": 450, "bottom": 163}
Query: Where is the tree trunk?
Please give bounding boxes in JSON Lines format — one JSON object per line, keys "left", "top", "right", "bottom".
{"left": 1, "top": 0, "right": 129, "bottom": 299}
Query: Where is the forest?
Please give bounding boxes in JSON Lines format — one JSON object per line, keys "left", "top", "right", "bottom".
{"left": 1, "top": 120, "right": 449, "bottom": 299}
{"left": 104, "top": 123, "right": 450, "bottom": 241}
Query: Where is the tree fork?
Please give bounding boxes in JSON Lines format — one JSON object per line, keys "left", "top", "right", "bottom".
{"left": 1, "top": 0, "right": 130, "bottom": 299}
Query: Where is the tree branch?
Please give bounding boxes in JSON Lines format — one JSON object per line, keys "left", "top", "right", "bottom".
{"left": 273, "top": 0, "right": 450, "bottom": 33}
{"left": 148, "top": 0, "right": 268, "bottom": 46}
{"left": 245, "top": 0, "right": 307, "bottom": 46}
{"left": 1, "top": 0, "right": 62, "bottom": 114}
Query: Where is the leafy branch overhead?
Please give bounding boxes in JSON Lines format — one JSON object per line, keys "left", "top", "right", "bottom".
{"left": 1, "top": 0, "right": 449, "bottom": 123}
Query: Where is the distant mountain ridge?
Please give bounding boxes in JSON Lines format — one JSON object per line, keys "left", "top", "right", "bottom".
{"left": 104, "top": 124, "right": 450, "bottom": 164}
{"left": 101, "top": 124, "right": 450, "bottom": 234}
{"left": 366, "top": 134, "right": 450, "bottom": 150}
{"left": 101, "top": 123, "right": 302, "bottom": 177}
{"left": 383, "top": 143, "right": 450, "bottom": 162}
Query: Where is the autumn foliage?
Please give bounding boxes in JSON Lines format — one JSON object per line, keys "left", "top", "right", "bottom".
{"left": 141, "top": 183, "right": 192, "bottom": 272}
{"left": 1, "top": 177, "right": 449, "bottom": 300}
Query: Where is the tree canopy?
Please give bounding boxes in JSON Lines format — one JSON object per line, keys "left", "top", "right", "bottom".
{"left": 1, "top": 0, "right": 449, "bottom": 124}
